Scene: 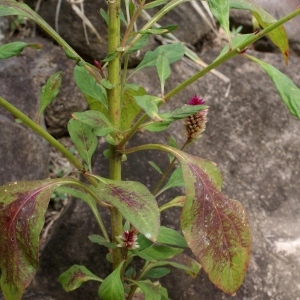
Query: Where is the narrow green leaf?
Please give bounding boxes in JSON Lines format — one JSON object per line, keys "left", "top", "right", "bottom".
{"left": 229, "top": 0, "right": 289, "bottom": 64}
{"left": 125, "top": 34, "right": 150, "bottom": 55}
{"left": 63, "top": 47, "right": 81, "bottom": 62}
{"left": 120, "top": 10, "right": 127, "bottom": 26}
{"left": 143, "top": 104, "right": 207, "bottom": 132}
{"left": 246, "top": 55, "right": 300, "bottom": 119}
{"left": 0, "top": 178, "right": 75, "bottom": 300}
{"left": 88, "top": 234, "right": 118, "bottom": 249}
{"left": 74, "top": 66, "right": 107, "bottom": 108}
{"left": 136, "top": 234, "right": 154, "bottom": 251}
{"left": 131, "top": 280, "right": 162, "bottom": 300}
{"left": 208, "top": 0, "right": 231, "bottom": 45}
{"left": 68, "top": 119, "right": 98, "bottom": 171}
{"left": 150, "top": 253, "right": 202, "bottom": 278}
{"left": 100, "top": 8, "right": 108, "bottom": 25}
{"left": 156, "top": 226, "right": 188, "bottom": 248}
{"left": 149, "top": 161, "right": 163, "bottom": 175}
{"left": 98, "top": 261, "right": 125, "bottom": 300}
{"left": 92, "top": 177, "right": 160, "bottom": 242}
{"left": 100, "top": 79, "right": 115, "bottom": 89}
{"left": 144, "top": 0, "right": 169, "bottom": 9}
{"left": 134, "top": 95, "right": 164, "bottom": 121}
{"left": 143, "top": 267, "right": 170, "bottom": 279}
{"left": 121, "top": 86, "right": 145, "bottom": 131}
{"left": 39, "top": 71, "right": 62, "bottom": 117}
{"left": 139, "top": 245, "right": 183, "bottom": 261}
{"left": 156, "top": 53, "right": 171, "bottom": 95}
{"left": 102, "top": 52, "right": 117, "bottom": 62}
{"left": 58, "top": 265, "right": 102, "bottom": 292}
{"left": 158, "top": 167, "right": 184, "bottom": 195}
{"left": 131, "top": 43, "right": 185, "bottom": 76}
{"left": 0, "top": 41, "right": 42, "bottom": 59}
{"left": 159, "top": 196, "right": 186, "bottom": 212}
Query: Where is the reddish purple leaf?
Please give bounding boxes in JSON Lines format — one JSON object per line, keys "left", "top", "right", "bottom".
{"left": 0, "top": 179, "right": 73, "bottom": 299}
{"left": 146, "top": 145, "right": 251, "bottom": 294}
{"left": 176, "top": 151, "right": 251, "bottom": 294}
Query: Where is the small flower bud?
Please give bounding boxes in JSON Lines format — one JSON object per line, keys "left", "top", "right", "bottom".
{"left": 117, "top": 230, "right": 139, "bottom": 249}
{"left": 184, "top": 95, "right": 208, "bottom": 140}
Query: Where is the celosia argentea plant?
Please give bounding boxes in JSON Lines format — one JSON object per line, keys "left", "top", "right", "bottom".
{"left": 0, "top": 0, "right": 300, "bottom": 299}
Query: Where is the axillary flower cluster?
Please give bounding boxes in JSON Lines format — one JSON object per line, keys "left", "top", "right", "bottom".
{"left": 117, "top": 230, "right": 139, "bottom": 249}
{"left": 184, "top": 95, "right": 208, "bottom": 140}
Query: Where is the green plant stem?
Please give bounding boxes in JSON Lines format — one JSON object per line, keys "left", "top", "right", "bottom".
{"left": 165, "top": 7, "right": 300, "bottom": 100}
{"left": 107, "top": 0, "right": 124, "bottom": 270}
{"left": 120, "top": 0, "right": 146, "bottom": 48}
{"left": 0, "top": 96, "right": 83, "bottom": 171}
{"left": 152, "top": 138, "right": 191, "bottom": 196}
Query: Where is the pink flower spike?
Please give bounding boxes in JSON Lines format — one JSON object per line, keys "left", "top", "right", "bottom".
{"left": 117, "top": 230, "right": 139, "bottom": 249}
{"left": 188, "top": 95, "right": 205, "bottom": 106}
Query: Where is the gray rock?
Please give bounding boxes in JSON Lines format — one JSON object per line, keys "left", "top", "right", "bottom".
{"left": 0, "top": 37, "right": 87, "bottom": 137}
{"left": 33, "top": 50, "right": 300, "bottom": 299}
{"left": 0, "top": 17, "right": 9, "bottom": 44}
{"left": 0, "top": 115, "right": 49, "bottom": 185}
{"left": 230, "top": 0, "right": 300, "bottom": 55}
{"left": 25, "top": 0, "right": 212, "bottom": 63}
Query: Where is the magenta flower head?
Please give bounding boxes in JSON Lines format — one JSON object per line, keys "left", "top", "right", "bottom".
{"left": 184, "top": 95, "right": 208, "bottom": 140}
{"left": 117, "top": 230, "right": 139, "bottom": 249}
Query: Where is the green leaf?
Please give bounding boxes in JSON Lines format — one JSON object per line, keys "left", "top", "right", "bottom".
{"left": 132, "top": 43, "right": 185, "bottom": 76}
{"left": 144, "top": 0, "right": 169, "bottom": 9}
{"left": 125, "top": 34, "right": 149, "bottom": 55}
{"left": 88, "top": 234, "right": 118, "bottom": 249}
{"left": 156, "top": 53, "right": 170, "bottom": 95}
{"left": 156, "top": 226, "right": 188, "bottom": 248}
{"left": 245, "top": 55, "right": 300, "bottom": 119}
{"left": 150, "top": 253, "right": 202, "bottom": 278}
{"left": 0, "top": 178, "right": 75, "bottom": 300}
{"left": 149, "top": 161, "right": 163, "bottom": 175}
{"left": 136, "top": 234, "right": 154, "bottom": 251}
{"left": 143, "top": 104, "right": 207, "bottom": 132}
{"left": 131, "top": 280, "right": 162, "bottom": 300}
{"left": 208, "top": 0, "right": 231, "bottom": 45}
{"left": 158, "top": 167, "right": 184, "bottom": 195}
{"left": 138, "top": 245, "right": 183, "bottom": 261}
{"left": 143, "top": 267, "right": 170, "bottom": 279}
{"left": 120, "top": 10, "right": 127, "bottom": 26}
{"left": 159, "top": 196, "right": 186, "bottom": 212}
{"left": 121, "top": 86, "right": 145, "bottom": 131}
{"left": 100, "top": 79, "right": 115, "bottom": 89}
{"left": 74, "top": 66, "right": 107, "bottom": 108}
{"left": 38, "top": 71, "right": 62, "bottom": 118}
{"left": 72, "top": 110, "right": 116, "bottom": 137}
{"left": 229, "top": 0, "right": 289, "bottom": 64}
{"left": 134, "top": 95, "right": 164, "bottom": 121}
{"left": 98, "top": 261, "right": 125, "bottom": 300}
{"left": 92, "top": 177, "right": 160, "bottom": 242}
{"left": 102, "top": 52, "right": 117, "bottom": 62}
{"left": 0, "top": 41, "right": 42, "bottom": 59}
{"left": 68, "top": 119, "right": 98, "bottom": 171}
{"left": 63, "top": 47, "right": 81, "bottom": 62}
{"left": 58, "top": 265, "right": 102, "bottom": 292}
{"left": 136, "top": 25, "right": 178, "bottom": 35}
{"left": 100, "top": 8, "right": 108, "bottom": 25}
